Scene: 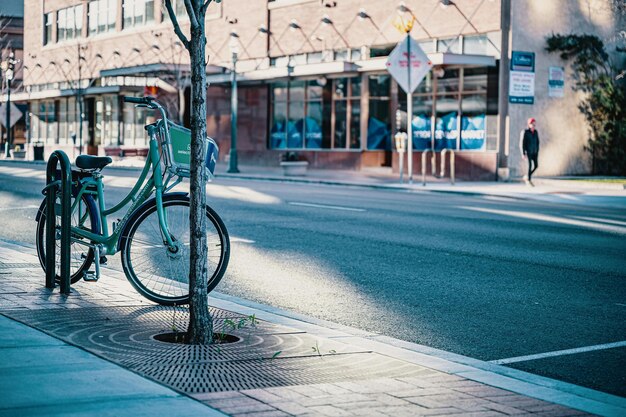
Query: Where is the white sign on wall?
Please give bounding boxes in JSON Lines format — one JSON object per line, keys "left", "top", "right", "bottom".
{"left": 548, "top": 66, "right": 565, "bottom": 98}
{"left": 509, "top": 71, "right": 535, "bottom": 101}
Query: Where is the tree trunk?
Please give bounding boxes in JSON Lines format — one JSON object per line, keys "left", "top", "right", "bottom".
{"left": 186, "top": 17, "right": 213, "bottom": 345}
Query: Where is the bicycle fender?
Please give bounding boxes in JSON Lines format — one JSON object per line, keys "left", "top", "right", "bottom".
{"left": 117, "top": 192, "right": 189, "bottom": 251}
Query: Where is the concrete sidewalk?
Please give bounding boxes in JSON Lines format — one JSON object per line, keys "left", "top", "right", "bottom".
{"left": 1, "top": 240, "right": 625, "bottom": 416}
{"left": 210, "top": 162, "right": 626, "bottom": 209}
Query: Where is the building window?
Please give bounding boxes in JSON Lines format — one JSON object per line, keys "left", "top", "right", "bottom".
{"left": 57, "top": 5, "right": 83, "bottom": 42}
{"left": 122, "top": 94, "right": 148, "bottom": 146}
{"left": 89, "top": 0, "right": 117, "bottom": 36}
{"left": 269, "top": 80, "right": 329, "bottom": 150}
{"left": 95, "top": 95, "right": 119, "bottom": 146}
{"left": 162, "top": 0, "right": 187, "bottom": 20}
{"left": 367, "top": 74, "right": 391, "bottom": 150}
{"left": 44, "top": 12, "right": 54, "bottom": 45}
{"left": 399, "top": 67, "right": 498, "bottom": 151}
{"left": 31, "top": 100, "right": 58, "bottom": 144}
{"left": 123, "top": 0, "right": 155, "bottom": 29}
{"left": 332, "top": 77, "right": 361, "bottom": 149}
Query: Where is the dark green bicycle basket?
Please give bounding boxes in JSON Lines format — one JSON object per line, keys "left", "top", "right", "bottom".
{"left": 159, "top": 120, "right": 219, "bottom": 179}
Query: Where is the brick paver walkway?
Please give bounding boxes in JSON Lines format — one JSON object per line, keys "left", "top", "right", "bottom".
{"left": 0, "top": 241, "right": 605, "bottom": 416}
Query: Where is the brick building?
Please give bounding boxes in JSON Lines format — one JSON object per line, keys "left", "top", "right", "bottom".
{"left": 1, "top": 1, "right": 26, "bottom": 152}
{"left": 17, "top": 0, "right": 622, "bottom": 179}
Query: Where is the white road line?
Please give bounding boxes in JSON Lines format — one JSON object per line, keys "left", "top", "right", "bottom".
{"left": 571, "top": 216, "right": 626, "bottom": 227}
{"left": 490, "top": 341, "right": 626, "bottom": 365}
{"left": 482, "top": 195, "right": 519, "bottom": 202}
{"left": 0, "top": 205, "right": 40, "bottom": 212}
{"left": 288, "top": 202, "right": 366, "bottom": 212}
{"left": 461, "top": 206, "right": 626, "bottom": 235}
{"left": 230, "top": 237, "right": 255, "bottom": 244}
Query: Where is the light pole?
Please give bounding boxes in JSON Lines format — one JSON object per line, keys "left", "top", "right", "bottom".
{"left": 2, "top": 50, "right": 17, "bottom": 158}
{"left": 227, "top": 34, "right": 240, "bottom": 173}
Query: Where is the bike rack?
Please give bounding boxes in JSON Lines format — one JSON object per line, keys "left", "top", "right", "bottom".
{"left": 440, "top": 149, "right": 456, "bottom": 185}
{"left": 43, "top": 150, "right": 72, "bottom": 294}
{"left": 421, "top": 149, "right": 436, "bottom": 186}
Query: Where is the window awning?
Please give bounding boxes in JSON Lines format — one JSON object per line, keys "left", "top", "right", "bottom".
{"left": 356, "top": 53, "right": 496, "bottom": 72}
{"left": 99, "top": 63, "right": 223, "bottom": 77}
{"left": 206, "top": 61, "right": 357, "bottom": 84}
{"left": 206, "top": 53, "right": 495, "bottom": 84}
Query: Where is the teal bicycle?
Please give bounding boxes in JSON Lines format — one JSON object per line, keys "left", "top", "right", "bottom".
{"left": 35, "top": 96, "right": 230, "bottom": 305}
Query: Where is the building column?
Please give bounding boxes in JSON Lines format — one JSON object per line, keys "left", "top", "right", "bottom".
{"left": 496, "top": 0, "right": 511, "bottom": 180}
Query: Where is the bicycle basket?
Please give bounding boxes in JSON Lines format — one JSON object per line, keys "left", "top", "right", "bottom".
{"left": 157, "top": 119, "right": 219, "bottom": 180}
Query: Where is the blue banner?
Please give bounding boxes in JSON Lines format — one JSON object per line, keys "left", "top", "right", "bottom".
{"left": 460, "top": 114, "right": 486, "bottom": 150}
{"left": 434, "top": 112, "right": 457, "bottom": 150}
{"left": 295, "top": 117, "right": 322, "bottom": 149}
{"left": 410, "top": 114, "right": 432, "bottom": 150}
{"left": 367, "top": 117, "right": 391, "bottom": 150}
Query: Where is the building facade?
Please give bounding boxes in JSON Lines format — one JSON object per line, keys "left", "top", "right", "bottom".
{"left": 1, "top": 2, "right": 26, "bottom": 153}
{"left": 16, "top": 0, "right": 622, "bottom": 179}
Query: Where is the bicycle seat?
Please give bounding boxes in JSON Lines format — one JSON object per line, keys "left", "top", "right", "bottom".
{"left": 75, "top": 155, "right": 113, "bottom": 170}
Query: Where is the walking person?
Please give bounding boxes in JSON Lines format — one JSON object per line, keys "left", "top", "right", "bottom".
{"left": 520, "top": 117, "right": 540, "bottom": 186}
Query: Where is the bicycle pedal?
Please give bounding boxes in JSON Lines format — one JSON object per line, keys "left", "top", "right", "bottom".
{"left": 83, "top": 271, "right": 99, "bottom": 282}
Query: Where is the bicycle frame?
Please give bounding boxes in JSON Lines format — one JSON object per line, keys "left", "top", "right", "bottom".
{"left": 68, "top": 103, "right": 180, "bottom": 258}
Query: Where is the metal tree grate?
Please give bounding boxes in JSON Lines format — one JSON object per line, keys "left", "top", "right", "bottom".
{"left": 3, "top": 305, "right": 429, "bottom": 393}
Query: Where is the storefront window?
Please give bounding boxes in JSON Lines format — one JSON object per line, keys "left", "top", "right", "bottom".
{"left": 398, "top": 67, "right": 496, "bottom": 151}
{"left": 367, "top": 74, "right": 391, "bottom": 150}
{"left": 122, "top": 95, "right": 147, "bottom": 146}
{"left": 58, "top": 99, "right": 68, "bottom": 144}
{"left": 95, "top": 95, "right": 119, "bottom": 146}
{"left": 332, "top": 77, "right": 360, "bottom": 149}
{"left": 46, "top": 101, "right": 57, "bottom": 144}
{"left": 270, "top": 80, "right": 328, "bottom": 150}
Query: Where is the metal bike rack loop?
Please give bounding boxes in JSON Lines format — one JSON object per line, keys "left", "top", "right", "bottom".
{"left": 440, "top": 149, "right": 456, "bottom": 185}
{"left": 44, "top": 150, "right": 72, "bottom": 294}
{"left": 421, "top": 149, "right": 435, "bottom": 186}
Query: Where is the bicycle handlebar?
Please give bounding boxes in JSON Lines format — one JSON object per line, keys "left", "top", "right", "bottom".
{"left": 123, "top": 96, "right": 155, "bottom": 105}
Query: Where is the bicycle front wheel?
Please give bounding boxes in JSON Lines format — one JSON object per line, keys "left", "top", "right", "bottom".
{"left": 120, "top": 195, "right": 230, "bottom": 305}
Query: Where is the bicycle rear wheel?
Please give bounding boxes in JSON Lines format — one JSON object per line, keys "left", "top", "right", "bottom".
{"left": 35, "top": 194, "right": 98, "bottom": 284}
{"left": 120, "top": 195, "right": 230, "bottom": 305}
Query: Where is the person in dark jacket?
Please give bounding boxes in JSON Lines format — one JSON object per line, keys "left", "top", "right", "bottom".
{"left": 519, "top": 117, "right": 540, "bottom": 186}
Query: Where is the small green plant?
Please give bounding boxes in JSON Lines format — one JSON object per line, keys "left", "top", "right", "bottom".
{"left": 214, "top": 314, "right": 260, "bottom": 346}
{"left": 311, "top": 341, "right": 337, "bottom": 359}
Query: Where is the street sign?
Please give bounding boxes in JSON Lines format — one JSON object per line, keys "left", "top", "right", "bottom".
{"left": 386, "top": 36, "right": 432, "bottom": 94}
{"left": 0, "top": 102, "right": 23, "bottom": 128}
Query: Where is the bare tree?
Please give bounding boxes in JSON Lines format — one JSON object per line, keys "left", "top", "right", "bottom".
{"left": 164, "top": 0, "right": 218, "bottom": 344}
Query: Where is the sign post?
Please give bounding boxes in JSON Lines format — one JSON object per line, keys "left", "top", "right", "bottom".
{"left": 387, "top": 35, "right": 432, "bottom": 184}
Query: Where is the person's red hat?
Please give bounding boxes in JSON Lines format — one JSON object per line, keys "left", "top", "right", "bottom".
{"left": 528, "top": 117, "right": 536, "bottom": 124}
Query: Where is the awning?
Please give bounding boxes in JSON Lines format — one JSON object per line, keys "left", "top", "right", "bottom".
{"left": 206, "top": 61, "right": 357, "bottom": 84}
{"left": 356, "top": 53, "right": 496, "bottom": 72}
{"left": 99, "top": 63, "right": 223, "bottom": 77}
{"left": 207, "top": 53, "right": 495, "bottom": 84}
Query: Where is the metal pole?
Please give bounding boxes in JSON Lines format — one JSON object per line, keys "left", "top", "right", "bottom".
{"left": 4, "top": 77, "right": 10, "bottom": 158}
{"left": 406, "top": 34, "right": 413, "bottom": 184}
{"left": 77, "top": 45, "right": 83, "bottom": 155}
{"left": 227, "top": 51, "right": 240, "bottom": 173}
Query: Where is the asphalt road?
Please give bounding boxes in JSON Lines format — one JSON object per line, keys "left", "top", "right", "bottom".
{"left": 0, "top": 162, "right": 624, "bottom": 397}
